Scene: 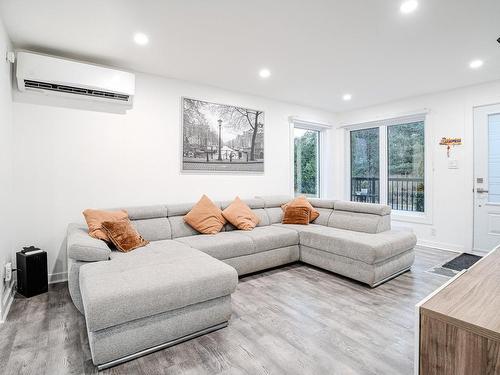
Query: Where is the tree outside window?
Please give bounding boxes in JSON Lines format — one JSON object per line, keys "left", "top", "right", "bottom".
{"left": 294, "top": 128, "right": 320, "bottom": 197}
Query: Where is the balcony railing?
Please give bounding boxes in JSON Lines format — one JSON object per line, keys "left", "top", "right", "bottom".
{"left": 351, "top": 177, "right": 380, "bottom": 204}
{"left": 388, "top": 177, "right": 424, "bottom": 212}
{"left": 351, "top": 177, "right": 424, "bottom": 212}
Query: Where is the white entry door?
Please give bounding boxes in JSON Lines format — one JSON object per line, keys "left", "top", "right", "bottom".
{"left": 473, "top": 104, "right": 500, "bottom": 252}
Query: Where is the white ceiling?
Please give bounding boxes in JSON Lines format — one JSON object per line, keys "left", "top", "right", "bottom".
{"left": 1, "top": 0, "right": 499, "bottom": 112}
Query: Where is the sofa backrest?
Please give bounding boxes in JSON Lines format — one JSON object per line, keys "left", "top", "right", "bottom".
{"left": 328, "top": 201, "right": 391, "bottom": 234}
{"left": 255, "top": 195, "right": 292, "bottom": 224}
{"left": 166, "top": 197, "right": 274, "bottom": 239}
{"left": 123, "top": 205, "right": 171, "bottom": 241}
{"left": 166, "top": 202, "right": 209, "bottom": 239}
{"left": 106, "top": 196, "right": 391, "bottom": 241}
{"left": 294, "top": 198, "right": 390, "bottom": 233}
{"left": 257, "top": 196, "right": 337, "bottom": 226}
{"left": 307, "top": 198, "right": 335, "bottom": 226}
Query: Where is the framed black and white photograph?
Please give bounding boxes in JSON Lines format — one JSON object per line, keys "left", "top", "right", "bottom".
{"left": 181, "top": 97, "right": 264, "bottom": 173}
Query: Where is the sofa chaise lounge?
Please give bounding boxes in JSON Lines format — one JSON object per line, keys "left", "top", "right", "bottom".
{"left": 66, "top": 196, "right": 416, "bottom": 369}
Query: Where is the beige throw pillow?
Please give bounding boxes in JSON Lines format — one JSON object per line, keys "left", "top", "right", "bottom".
{"left": 83, "top": 209, "right": 128, "bottom": 241}
{"left": 184, "top": 195, "right": 226, "bottom": 234}
{"left": 222, "top": 197, "right": 260, "bottom": 230}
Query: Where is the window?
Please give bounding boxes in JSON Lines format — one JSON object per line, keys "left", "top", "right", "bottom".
{"left": 294, "top": 128, "right": 320, "bottom": 197}
{"left": 488, "top": 113, "right": 500, "bottom": 203}
{"left": 350, "top": 128, "right": 380, "bottom": 203}
{"left": 348, "top": 115, "right": 426, "bottom": 214}
{"left": 388, "top": 121, "right": 425, "bottom": 211}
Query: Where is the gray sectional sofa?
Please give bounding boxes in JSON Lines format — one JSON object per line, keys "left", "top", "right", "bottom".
{"left": 66, "top": 196, "right": 416, "bottom": 370}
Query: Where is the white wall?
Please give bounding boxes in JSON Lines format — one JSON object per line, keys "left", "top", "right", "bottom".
{"left": 11, "top": 49, "right": 500, "bottom": 285}
{"left": 0, "top": 17, "right": 14, "bottom": 321}
{"left": 334, "top": 80, "right": 500, "bottom": 252}
{"left": 12, "top": 72, "right": 335, "bottom": 281}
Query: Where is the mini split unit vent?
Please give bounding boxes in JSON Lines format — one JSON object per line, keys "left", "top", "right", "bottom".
{"left": 16, "top": 51, "right": 135, "bottom": 108}
{"left": 23, "top": 80, "right": 130, "bottom": 101}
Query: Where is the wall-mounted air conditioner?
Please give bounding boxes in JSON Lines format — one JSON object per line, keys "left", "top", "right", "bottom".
{"left": 16, "top": 51, "right": 135, "bottom": 108}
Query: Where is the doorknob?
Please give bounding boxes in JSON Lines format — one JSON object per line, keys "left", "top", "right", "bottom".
{"left": 476, "top": 188, "right": 489, "bottom": 193}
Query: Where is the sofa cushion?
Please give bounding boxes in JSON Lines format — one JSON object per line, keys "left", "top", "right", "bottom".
{"left": 298, "top": 226, "right": 417, "bottom": 264}
{"left": 79, "top": 240, "right": 238, "bottom": 332}
{"left": 175, "top": 231, "right": 255, "bottom": 259}
{"left": 273, "top": 223, "right": 325, "bottom": 233}
{"left": 236, "top": 226, "right": 299, "bottom": 252}
{"left": 184, "top": 195, "right": 226, "bottom": 234}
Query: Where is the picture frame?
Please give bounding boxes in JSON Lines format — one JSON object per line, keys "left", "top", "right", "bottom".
{"left": 181, "top": 97, "right": 265, "bottom": 174}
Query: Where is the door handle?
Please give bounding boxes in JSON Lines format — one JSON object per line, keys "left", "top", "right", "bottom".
{"left": 476, "top": 188, "right": 489, "bottom": 193}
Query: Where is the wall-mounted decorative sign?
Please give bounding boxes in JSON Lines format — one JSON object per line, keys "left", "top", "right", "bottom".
{"left": 439, "top": 137, "right": 462, "bottom": 157}
{"left": 439, "top": 137, "right": 462, "bottom": 146}
{"left": 181, "top": 97, "right": 264, "bottom": 173}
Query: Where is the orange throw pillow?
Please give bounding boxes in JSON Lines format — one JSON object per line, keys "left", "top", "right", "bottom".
{"left": 222, "top": 197, "right": 260, "bottom": 230}
{"left": 83, "top": 209, "right": 128, "bottom": 241}
{"left": 281, "top": 196, "right": 319, "bottom": 222}
{"left": 101, "top": 219, "right": 149, "bottom": 252}
{"left": 184, "top": 195, "right": 226, "bottom": 234}
{"left": 282, "top": 206, "right": 310, "bottom": 225}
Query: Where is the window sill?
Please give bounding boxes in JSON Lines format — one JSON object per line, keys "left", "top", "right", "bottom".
{"left": 392, "top": 210, "right": 432, "bottom": 225}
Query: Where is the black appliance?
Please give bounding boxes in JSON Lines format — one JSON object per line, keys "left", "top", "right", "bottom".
{"left": 16, "top": 246, "right": 48, "bottom": 298}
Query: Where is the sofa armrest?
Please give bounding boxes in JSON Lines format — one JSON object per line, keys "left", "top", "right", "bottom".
{"left": 67, "top": 223, "right": 111, "bottom": 262}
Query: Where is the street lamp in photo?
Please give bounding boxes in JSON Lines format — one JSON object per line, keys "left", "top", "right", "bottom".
{"left": 217, "top": 119, "right": 223, "bottom": 161}
{"left": 205, "top": 126, "right": 210, "bottom": 162}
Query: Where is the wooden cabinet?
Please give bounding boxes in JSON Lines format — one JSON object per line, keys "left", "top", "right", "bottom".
{"left": 416, "top": 248, "right": 500, "bottom": 374}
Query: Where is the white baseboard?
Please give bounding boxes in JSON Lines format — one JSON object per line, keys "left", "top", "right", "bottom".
{"left": 1, "top": 280, "right": 15, "bottom": 323}
{"left": 416, "top": 239, "right": 464, "bottom": 253}
{"left": 49, "top": 272, "right": 67, "bottom": 284}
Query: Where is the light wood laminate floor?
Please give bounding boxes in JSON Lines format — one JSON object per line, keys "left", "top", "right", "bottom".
{"left": 0, "top": 247, "right": 455, "bottom": 375}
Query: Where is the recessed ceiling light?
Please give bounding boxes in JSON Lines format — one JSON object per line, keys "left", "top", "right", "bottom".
{"left": 469, "top": 59, "right": 484, "bottom": 69}
{"left": 342, "top": 94, "right": 352, "bottom": 101}
{"left": 400, "top": 0, "right": 418, "bottom": 14}
{"left": 133, "top": 32, "right": 149, "bottom": 46}
{"left": 259, "top": 68, "right": 271, "bottom": 78}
